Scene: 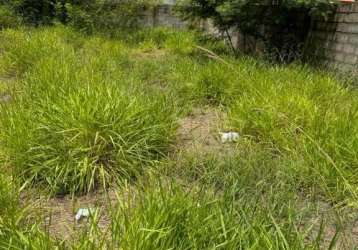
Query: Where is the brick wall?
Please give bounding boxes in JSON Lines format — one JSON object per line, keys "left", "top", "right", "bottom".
{"left": 307, "top": 3, "right": 358, "bottom": 72}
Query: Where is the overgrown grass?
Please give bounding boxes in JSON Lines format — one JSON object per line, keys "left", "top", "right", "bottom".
{"left": 0, "top": 27, "right": 178, "bottom": 194}
{"left": 0, "top": 25, "right": 356, "bottom": 248}
{"left": 0, "top": 173, "right": 61, "bottom": 249}
{"left": 0, "top": 79, "right": 7, "bottom": 96}
{"left": 227, "top": 64, "right": 358, "bottom": 204}
{"left": 109, "top": 180, "right": 312, "bottom": 250}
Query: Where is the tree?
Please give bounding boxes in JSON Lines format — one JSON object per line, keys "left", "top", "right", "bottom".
{"left": 176, "top": 0, "right": 336, "bottom": 61}
{"left": 0, "top": 0, "right": 159, "bottom": 28}
{"left": 65, "top": 0, "right": 159, "bottom": 33}
{"left": 2, "top": 0, "right": 57, "bottom": 25}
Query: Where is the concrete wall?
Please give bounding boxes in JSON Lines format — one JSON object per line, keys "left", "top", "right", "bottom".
{"left": 307, "top": 3, "right": 358, "bottom": 72}
{"left": 139, "top": 4, "right": 184, "bottom": 29}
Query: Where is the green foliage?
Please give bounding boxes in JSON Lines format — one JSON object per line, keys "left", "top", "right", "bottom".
{"left": 0, "top": 4, "right": 22, "bottom": 29}
{"left": 0, "top": 0, "right": 158, "bottom": 30}
{"left": 0, "top": 175, "right": 18, "bottom": 219}
{"left": 1, "top": 0, "right": 57, "bottom": 25}
{"left": 66, "top": 0, "right": 159, "bottom": 33}
{"left": 0, "top": 28, "right": 178, "bottom": 195}
{"left": 0, "top": 27, "right": 356, "bottom": 248}
{"left": 176, "top": 0, "right": 336, "bottom": 60}
{"left": 107, "top": 172, "right": 339, "bottom": 250}
{"left": 177, "top": 0, "right": 335, "bottom": 32}
{"left": 0, "top": 174, "right": 61, "bottom": 249}
{"left": 228, "top": 64, "right": 358, "bottom": 202}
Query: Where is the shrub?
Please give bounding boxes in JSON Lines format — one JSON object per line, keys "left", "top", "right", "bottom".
{"left": 0, "top": 5, "right": 22, "bottom": 29}
{"left": 66, "top": 0, "right": 159, "bottom": 34}
{"left": 176, "top": 0, "right": 336, "bottom": 61}
{"left": 1, "top": 0, "right": 57, "bottom": 25}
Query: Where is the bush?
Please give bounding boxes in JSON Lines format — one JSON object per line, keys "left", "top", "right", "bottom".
{"left": 66, "top": 0, "right": 159, "bottom": 34}
{"left": 1, "top": 0, "right": 56, "bottom": 26}
{"left": 0, "top": 5, "right": 22, "bottom": 29}
{"left": 176, "top": 0, "right": 336, "bottom": 61}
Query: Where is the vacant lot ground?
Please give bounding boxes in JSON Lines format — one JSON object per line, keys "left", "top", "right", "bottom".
{"left": 0, "top": 26, "right": 357, "bottom": 249}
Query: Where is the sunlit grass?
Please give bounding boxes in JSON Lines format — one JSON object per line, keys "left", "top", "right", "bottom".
{"left": 227, "top": 64, "right": 358, "bottom": 203}
{"left": 0, "top": 28, "right": 179, "bottom": 195}
{"left": 0, "top": 25, "right": 356, "bottom": 249}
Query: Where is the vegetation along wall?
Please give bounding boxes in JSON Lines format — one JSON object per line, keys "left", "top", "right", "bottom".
{"left": 140, "top": 1, "right": 184, "bottom": 28}
{"left": 142, "top": 1, "right": 357, "bottom": 73}
{"left": 307, "top": 2, "right": 358, "bottom": 72}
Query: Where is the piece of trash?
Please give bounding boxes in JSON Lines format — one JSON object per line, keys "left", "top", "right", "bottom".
{"left": 75, "top": 208, "right": 94, "bottom": 221}
{"left": 220, "top": 132, "right": 239, "bottom": 143}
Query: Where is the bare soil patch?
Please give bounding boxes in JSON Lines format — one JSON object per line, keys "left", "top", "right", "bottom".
{"left": 34, "top": 189, "right": 120, "bottom": 240}
{"left": 175, "top": 107, "right": 358, "bottom": 249}
{"left": 175, "top": 107, "right": 237, "bottom": 157}
{"left": 299, "top": 199, "right": 358, "bottom": 249}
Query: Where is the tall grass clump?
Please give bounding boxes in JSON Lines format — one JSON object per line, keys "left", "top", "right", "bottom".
{"left": 0, "top": 174, "right": 60, "bottom": 249}
{"left": 1, "top": 87, "right": 176, "bottom": 195}
{"left": 0, "top": 79, "right": 8, "bottom": 96}
{"left": 228, "top": 64, "right": 358, "bottom": 203}
{"left": 108, "top": 177, "right": 327, "bottom": 250}
{"left": 120, "top": 27, "right": 198, "bottom": 55}
{"left": 0, "top": 26, "right": 84, "bottom": 77}
{"left": 0, "top": 27, "right": 178, "bottom": 195}
{"left": 0, "top": 5, "right": 22, "bottom": 29}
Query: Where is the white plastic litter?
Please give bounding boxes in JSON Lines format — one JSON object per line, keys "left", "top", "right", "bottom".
{"left": 75, "top": 208, "right": 94, "bottom": 221}
{"left": 220, "top": 132, "right": 239, "bottom": 143}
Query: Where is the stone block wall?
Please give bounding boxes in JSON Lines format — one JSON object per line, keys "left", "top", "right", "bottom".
{"left": 307, "top": 3, "right": 358, "bottom": 72}
{"left": 139, "top": 1, "right": 358, "bottom": 73}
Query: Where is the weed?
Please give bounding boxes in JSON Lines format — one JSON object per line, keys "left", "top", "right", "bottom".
{"left": 0, "top": 26, "right": 356, "bottom": 248}
{"left": 228, "top": 64, "right": 358, "bottom": 202}
{"left": 0, "top": 27, "right": 178, "bottom": 195}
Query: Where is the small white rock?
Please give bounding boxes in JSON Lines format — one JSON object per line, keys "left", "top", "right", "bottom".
{"left": 75, "top": 208, "right": 94, "bottom": 221}
{"left": 220, "top": 132, "right": 240, "bottom": 143}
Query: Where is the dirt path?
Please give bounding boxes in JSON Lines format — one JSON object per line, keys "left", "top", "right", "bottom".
{"left": 175, "top": 107, "right": 236, "bottom": 157}
{"left": 28, "top": 188, "right": 122, "bottom": 240}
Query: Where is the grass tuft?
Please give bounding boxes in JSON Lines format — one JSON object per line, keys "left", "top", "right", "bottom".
{"left": 0, "top": 25, "right": 356, "bottom": 248}
{"left": 0, "top": 27, "right": 178, "bottom": 195}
